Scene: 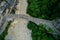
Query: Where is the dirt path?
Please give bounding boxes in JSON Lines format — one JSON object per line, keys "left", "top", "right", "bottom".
{"left": 5, "top": 0, "right": 32, "bottom": 40}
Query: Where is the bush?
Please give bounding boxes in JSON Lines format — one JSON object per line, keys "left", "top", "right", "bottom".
{"left": 27, "top": 22, "right": 56, "bottom": 40}
{"left": 27, "top": 0, "right": 60, "bottom": 20}
{"left": 27, "top": 0, "right": 60, "bottom": 40}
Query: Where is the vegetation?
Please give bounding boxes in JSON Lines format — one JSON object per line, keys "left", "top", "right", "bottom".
{"left": 0, "top": 0, "right": 17, "bottom": 40}
{"left": 27, "top": 0, "right": 60, "bottom": 40}
{"left": 27, "top": 0, "right": 60, "bottom": 20}
{"left": 0, "top": 21, "right": 12, "bottom": 40}
{"left": 27, "top": 21, "right": 60, "bottom": 40}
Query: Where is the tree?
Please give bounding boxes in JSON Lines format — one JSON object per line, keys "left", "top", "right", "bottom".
{"left": 27, "top": 22, "right": 56, "bottom": 40}
{"left": 27, "top": 0, "right": 60, "bottom": 20}
{"left": 27, "top": 0, "right": 60, "bottom": 40}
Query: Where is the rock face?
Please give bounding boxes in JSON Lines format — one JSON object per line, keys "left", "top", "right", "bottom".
{"left": 5, "top": 0, "right": 32, "bottom": 40}
{"left": 53, "top": 19, "right": 60, "bottom": 33}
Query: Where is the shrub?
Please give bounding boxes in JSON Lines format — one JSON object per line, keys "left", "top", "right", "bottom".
{"left": 27, "top": 0, "right": 60, "bottom": 20}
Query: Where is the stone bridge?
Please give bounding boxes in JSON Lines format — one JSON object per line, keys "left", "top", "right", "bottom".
{"left": 0, "top": 14, "right": 60, "bottom": 35}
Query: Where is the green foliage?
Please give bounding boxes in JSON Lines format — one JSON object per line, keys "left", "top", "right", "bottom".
{"left": 48, "top": 28, "right": 54, "bottom": 32}
{"left": 27, "top": 0, "right": 60, "bottom": 20}
{"left": 11, "top": 8, "right": 16, "bottom": 14}
{"left": 27, "top": 21, "right": 38, "bottom": 30}
{"left": 27, "top": 21, "right": 56, "bottom": 40}
{"left": 27, "top": 0, "right": 60, "bottom": 40}
{"left": 0, "top": 21, "right": 12, "bottom": 40}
